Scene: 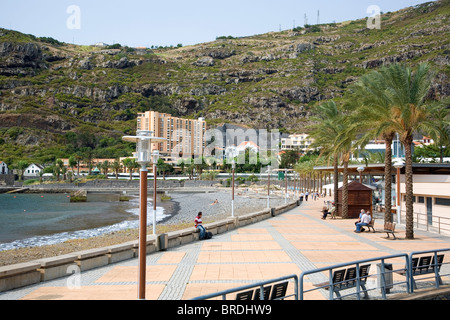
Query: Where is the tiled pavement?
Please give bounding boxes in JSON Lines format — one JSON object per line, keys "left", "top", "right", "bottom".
{"left": 1, "top": 196, "right": 449, "bottom": 300}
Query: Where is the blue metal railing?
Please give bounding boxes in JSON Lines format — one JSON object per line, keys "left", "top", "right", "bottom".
{"left": 192, "top": 248, "right": 450, "bottom": 300}
{"left": 191, "top": 274, "right": 298, "bottom": 300}
{"left": 409, "top": 248, "right": 450, "bottom": 293}
{"left": 299, "top": 254, "right": 410, "bottom": 300}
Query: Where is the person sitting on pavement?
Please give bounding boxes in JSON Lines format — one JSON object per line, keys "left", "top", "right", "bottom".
{"left": 355, "top": 211, "right": 372, "bottom": 233}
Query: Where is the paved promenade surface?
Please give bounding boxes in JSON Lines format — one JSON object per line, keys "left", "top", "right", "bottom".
{"left": 1, "top": 196, "right": 449, "bottom": 300}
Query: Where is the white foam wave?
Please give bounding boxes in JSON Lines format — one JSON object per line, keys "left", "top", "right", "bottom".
{"left": 0, "top": 199, "right": 169, "bottom": 252}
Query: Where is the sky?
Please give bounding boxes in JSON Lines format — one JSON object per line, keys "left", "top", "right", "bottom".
{"left": 0, "top": 0, "right": 435, "bottom": 47}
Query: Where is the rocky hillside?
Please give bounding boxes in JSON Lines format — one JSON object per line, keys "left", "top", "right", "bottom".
{"left": 0, "top": 0, "right": 449, "bottom": 164}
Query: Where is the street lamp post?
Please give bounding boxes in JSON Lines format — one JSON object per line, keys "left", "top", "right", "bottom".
{"left": 152, "top": 150, "right": 160, "bottom": 235}
{"left": 267, "top": 165, "right": 271, "bottom": 208}
{"left": 357, "top": 166, "right": 365, "bottom": 183}
{"left": 231, "top": 159, "right": 235, "bottom": 217}
{"left": 393, "top": 159, "right": 404, "bottom": 224}
{"left": 285, "top": 169, "right": 288, "bottom": 204}
{"left": 122, "top": 130, "right": 165, "bottom": 300}
{"left": 294, "top": 172, "right": 297, "bottom": 201}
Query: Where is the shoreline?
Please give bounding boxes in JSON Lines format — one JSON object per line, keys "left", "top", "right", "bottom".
{"left": 0, "top": 186, "right": 286, "bottom": 267}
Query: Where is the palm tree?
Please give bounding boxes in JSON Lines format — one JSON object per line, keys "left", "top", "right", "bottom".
{"left": 333, "top": 118, "right": 361, "bottom": 219}
{"left": 294, "top": 159, "right": 315, "bottom": 193}
{"left": 386, "top": 64, "right": 442, "bottom": 239}
{"left": 122, "top": 158, "right": 139, "bottom": 181}
{"left": 68, "top": 156, "right": 77, "bottom": 176}
{"left": 308, "top": 101, "right": 343, "bottom": 208}
{"left": 56, "top": 159, "right": 64, "bottom": 181}
{"left": 100, "top": 160, "right": 110, "bottom": 176}
{"left": 427, "top": 103, "right": 450, "bottom": 163}
{"left": 349, "top": 67, "right": 399, "bottom": 224}
{"left": 81, "top": 147, "right": 94, "bottom": 176}
{"left": 157, "top": 158, "right": 173, "bottom": 180}
{"left": 74, "top": 152, "right": 83, "bottom": 177}
{"left": 14, "top": 160, "right": 29, "bottom": 182}
{"left": 111, "top": 159, "right": 122, "bottom": 180}
{"left": 352, "top": 63, "right": 441, "bottom": 239}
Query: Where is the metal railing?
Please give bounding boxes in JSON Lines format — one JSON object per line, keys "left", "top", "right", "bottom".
{"left": 409, "top": 248, "right": 450, "bottom": 293}
{"left": 403, "top": 212, "right": 450, "bottom": 235}
{"left": 192, "top": 248, "right": 450, "bottom": 300}
{"left": 299, "top": 254, "right": 410, "bottom": 300}
{"left": 191, "top": 275, "right": 298, "bottom": 300}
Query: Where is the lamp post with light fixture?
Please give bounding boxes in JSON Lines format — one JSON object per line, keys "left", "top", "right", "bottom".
{"left": 122, "top": 130, "right": 165, "bottom": 300}
{"left": 357, "top": 166, "right": 365, "bottom": 183}
{"left": 231, "top": 159, "right": 235, "bottom": 217}
{"left": 152, "top": 150, "right": 160, "bottom": 235}
{"left": 285, "top": 169, "right": 288, "bottom": 204}
{"left": 267, "top": 165, "right": 271, "bottom": 208}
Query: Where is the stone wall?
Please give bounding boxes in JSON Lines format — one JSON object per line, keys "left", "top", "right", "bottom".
{"left": 0, "top": 174, "right": 14, "bottom": 186}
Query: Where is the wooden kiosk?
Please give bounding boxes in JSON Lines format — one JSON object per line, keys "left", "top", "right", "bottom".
{"left": 337, "top": 181, "right": 373, "bottom": 218}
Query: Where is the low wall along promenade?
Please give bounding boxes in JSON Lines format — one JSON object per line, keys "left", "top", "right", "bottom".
{"left": 0, "top": 200, "right": 299, "bottom": 293}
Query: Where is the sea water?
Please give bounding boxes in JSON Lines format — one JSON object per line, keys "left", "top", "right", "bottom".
{"left": 0, "top": 193, "right": 170, "bottom": 251}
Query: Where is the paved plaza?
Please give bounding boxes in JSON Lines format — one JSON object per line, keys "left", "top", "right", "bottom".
{"left": 1, "top": 196, "right": 449, "bottom": 300}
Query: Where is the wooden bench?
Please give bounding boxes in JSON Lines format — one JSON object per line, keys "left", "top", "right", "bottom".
{"left": 395, "top": 254, "right": 445, "bottom": 289}
{"left": 313, "top": 264, "right": 371, "bottom": 300}
{"left": 236, "top": 281, "right": 289, "bottom": 300}
{"left": 367, "top": 219, "right": 376, "bottom": 233}
{"left": 384, "top": 222, "right": 396, "bottom": 239}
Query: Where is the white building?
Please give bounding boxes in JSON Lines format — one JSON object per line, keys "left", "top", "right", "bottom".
{"left": 237, "top": 141, "right": 259, "bottom": 154}
{"left": 0, "top": 161, "right": 9, "bottom": 175}
{"left": 398, "top": 164, "right": 450, "bottom": 233}
{"left": 224, "top": 141, "right": 259, "bottom": 160}
{"left": 281, "top": 133, "right": 314, "bottom": 152}
{"left": 23, "top": 163, "right": 44, "bottom": 178}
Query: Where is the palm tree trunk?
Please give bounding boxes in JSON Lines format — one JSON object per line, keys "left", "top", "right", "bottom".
{"left": 403, "top": 136, "right": 414, "bottom": 239}
{"left": 333, "top": 156, "right": 338, "bottom": 206}
{"left": 319, "top": 171, "right": 322, "bottom": 195}
{"left": 384, "top": 134, "right": 394, "bottom": 223}
{"left": 342, "top": 159, "right": 349, "bottom": 219}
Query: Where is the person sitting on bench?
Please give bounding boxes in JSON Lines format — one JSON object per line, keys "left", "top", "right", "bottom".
{"left": 322, "top": 203, "right": 336, "bottom": 220}
{"left": 355, "top": 211, "right": 371, "bottom": 233}
{"left": 321, "top": 206, "right": 330, "bottom": 219}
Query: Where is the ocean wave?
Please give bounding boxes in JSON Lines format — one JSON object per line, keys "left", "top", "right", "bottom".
{"left": 0, "top": 200, "right": 169, "bottom": 252}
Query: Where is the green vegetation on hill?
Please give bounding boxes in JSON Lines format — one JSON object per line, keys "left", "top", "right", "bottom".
{"left": 0, "top": 0, "right": 448, "bottom": 166}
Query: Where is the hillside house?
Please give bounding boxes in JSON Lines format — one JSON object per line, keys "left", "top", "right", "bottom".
{"left": 0, "top": 161, "right": 9, "bottom": 175}
{"left": 23, "top": 163, "right": 44, "bottom": 178}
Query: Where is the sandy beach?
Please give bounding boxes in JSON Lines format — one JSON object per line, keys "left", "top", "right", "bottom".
{"left": 0, "top": 186, "right": 287, "bottom": 267}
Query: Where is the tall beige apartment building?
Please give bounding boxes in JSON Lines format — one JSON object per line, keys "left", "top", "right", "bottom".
{"left": 136, "top": 111, "right": 206, "bottom": 161}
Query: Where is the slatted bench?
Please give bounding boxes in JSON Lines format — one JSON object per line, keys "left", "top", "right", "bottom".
{"left": 384, "top": 222, "right": 396, "bottom": 239}
{"left": 236, "top": 281, "right": 288, "bottom": 300}
{"left": 313, "top": 264, "right": 371, "bottom": 300}
{"left": 367, "top": 219, "right": 376, "bottom": 233}
{"left": 395, "top": 255, "right": 445, "bottom": 289}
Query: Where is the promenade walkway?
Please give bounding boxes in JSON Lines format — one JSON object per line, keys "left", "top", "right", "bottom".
{"left": 1, "top": 196, "right": 449, "bottom": 300}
